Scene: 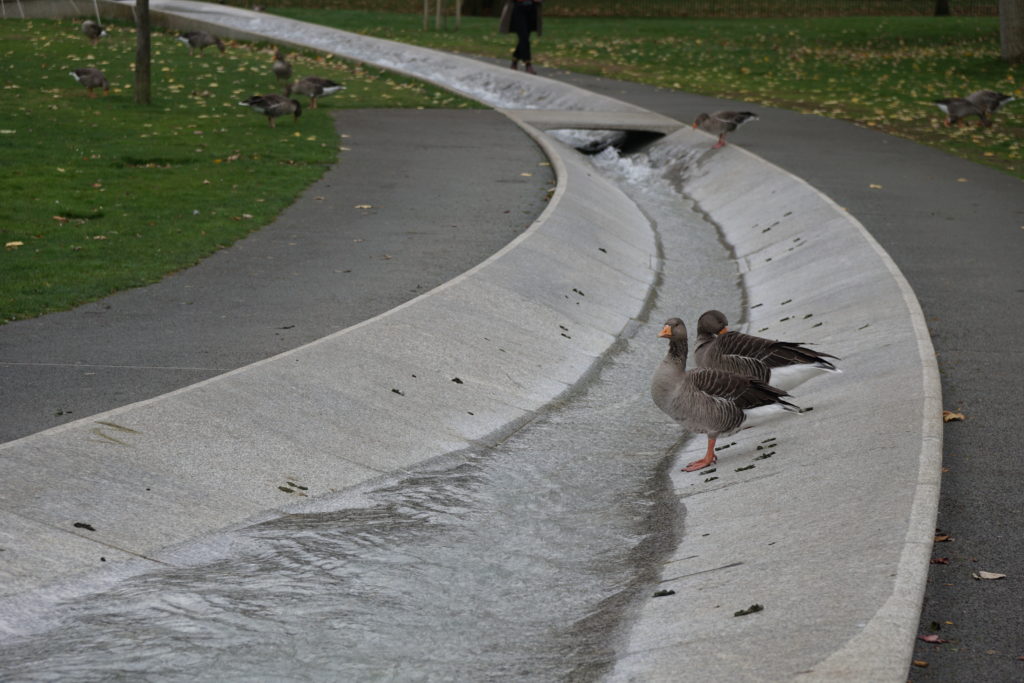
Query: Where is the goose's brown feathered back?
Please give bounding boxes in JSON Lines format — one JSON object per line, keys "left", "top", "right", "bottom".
{"left": 694, "top": 310, "right": 838, "bottom": 384}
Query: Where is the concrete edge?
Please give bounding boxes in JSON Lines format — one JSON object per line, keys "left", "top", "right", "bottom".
{"left": 735, "top": 151, "right": 943, "bottom": 678}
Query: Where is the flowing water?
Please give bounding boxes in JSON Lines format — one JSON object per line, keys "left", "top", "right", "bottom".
{"left": 0, "top": 139, "right": 740, "bottom": 682}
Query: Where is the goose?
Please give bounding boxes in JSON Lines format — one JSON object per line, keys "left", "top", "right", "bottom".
{"left": 693, "top": 111, "right": 758, "bottom": 148}
{"left": 80, "top": 20, "right": 107, "bottom": 45}
{"left": 286, "top": 76, "right": 345, "bottom": 109}
{"left": 239, "top": 94, "right": 301, "bottom": 127}
{"left": 694, "top": 310, "right": 840, "bottom": 391}
{"left": 966, "top": 89, "right": 1015, "bottom": 122}
{"left": 271, "top": 49, "right": 292, "bottom": 83}
{"left": 69, "top": 67, "right": 109, "bottom": 97}
{"left": 933, "top": 97, "right": 987, "bottom": 127}
{"left": 652, "top": 317, "right": 800, "bottom": 472}
{"left": 177, "top": 30, "right": 225, "bottom": 56}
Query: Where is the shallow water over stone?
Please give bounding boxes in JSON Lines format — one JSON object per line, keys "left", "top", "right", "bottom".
{"left": 0, "top": 142, "right": 740, "bottom": 682}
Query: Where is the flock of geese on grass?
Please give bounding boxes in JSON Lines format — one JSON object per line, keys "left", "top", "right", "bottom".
{"left": 69, "top": 21, "right": 345, "bottom": 127}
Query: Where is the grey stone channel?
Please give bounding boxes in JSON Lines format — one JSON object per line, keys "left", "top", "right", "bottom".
{"left": 0, "top": 144, "right": 734, "bottom": 680}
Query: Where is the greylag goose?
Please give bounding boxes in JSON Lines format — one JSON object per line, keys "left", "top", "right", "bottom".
{"left": 271, "top": 49, "right": 292, "bottom": 83}
{"left": 652, "top": 317, "right": 800, "bottom": 472}
{"left": 695, "top": 310, "right": 840, "bottom": 391}
{"left": 70, "top": 67, "right": 109, "bottom": 97}
{"left": 239, "top": 94, "right": 301, "bottom": 127}
{"left": 177, "top": 30, "right": 225, "bottom": 56}
{"left": 286, "top": 76, "right": 345, "bottom": 109}
{"left": 80, "top": 20, "right": 107, "bottom": 45}
{"left": 933, "top": 97, "right": 987, "bottom": 127}
{"left": 966, "top": 89, "right": 1015, "bottom": 122}
{"left": 693, "top": 111, "right": 758, "bottom": 148}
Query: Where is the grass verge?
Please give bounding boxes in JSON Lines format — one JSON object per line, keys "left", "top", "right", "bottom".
{"left": 270, "top": 10, "right": 1023, "bottom": 180}
{"left": 0, "top": 18, "right": 477, "bottom": 322}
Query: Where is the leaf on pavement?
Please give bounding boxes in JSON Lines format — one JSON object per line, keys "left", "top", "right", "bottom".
{"left": 918, "top": 634, "right": 948, "bottom": 643}
{"left": 972, "top": 571, "right": 1006, "bottom": 580}
{"left": 942, "top": 410, "right": 965, "bottom": 422}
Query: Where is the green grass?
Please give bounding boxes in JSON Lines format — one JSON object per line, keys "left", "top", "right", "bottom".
{"left": 271, "top": 10, "right": 1023, "bottom": 179}
{"left": 0, "top": 18, "right": 477, "bottom": 322}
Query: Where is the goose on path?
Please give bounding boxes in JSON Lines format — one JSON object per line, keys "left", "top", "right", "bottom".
{"left": 693, "top": 111, "right": 758, "bottom": 148}
{"left": 695, "top": 310, "right": 840, "bottom": 391}
{"left": 933, "top": 97, "right": 987, "bottom": 127}
{"left": 272, "top": 49, "right": 292, "bottom": 83}
{"left": 178, "top": 30, "right": 225, "bottom": 56}
{"left": 69, "top": 67, "right": 109, "bottom": 97}
{"left": 286, "top": 76, "right": 344, "bottom": 109}
{"left": 239, "top": 94, "right": 301, "bottom": 127}
{"left": 80, "top": 20, "right": 107, "bottom": 45}
{"left": 652, "top": 317, "right": 800, "bottom": 472}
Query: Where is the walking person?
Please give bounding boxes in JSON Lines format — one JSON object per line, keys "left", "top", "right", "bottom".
{"left": 499, "top": 0, "right": 543, "bottom": 74}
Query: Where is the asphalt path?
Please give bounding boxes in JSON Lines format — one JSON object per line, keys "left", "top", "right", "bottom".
{"left": 0, "top": 108, "right": 553, "bottom": 444}
{"left": 526, "top": 66, "right": 1023, "bottom": 681}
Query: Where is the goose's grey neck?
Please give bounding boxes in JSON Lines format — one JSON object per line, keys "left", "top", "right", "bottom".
{"left": 668, "top": 337, "right": 688, "bottom": 365}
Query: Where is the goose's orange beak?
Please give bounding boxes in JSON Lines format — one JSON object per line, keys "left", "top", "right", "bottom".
{"left": 718, "top": 326, "right": 729, "bottom": 335}
{"left": 658, "top": 325, "right": 672, "bottom": 338}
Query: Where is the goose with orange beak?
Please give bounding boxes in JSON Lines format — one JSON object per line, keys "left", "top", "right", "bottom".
{"left": 652, "top": 317, "right": 801, "bottom": 472}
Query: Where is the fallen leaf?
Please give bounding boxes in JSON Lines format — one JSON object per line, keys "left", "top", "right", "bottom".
{"left": 943, "top": 410, "right": 966, "bottom": 422}
{"left": 956, "top": 177, "right": 968, "bottom": 182}
{"left": 354, "top": 204, "right": 373, "bottom": 209}
{"left": 868, "top": 183, "right": 883, "bottom": 189}
{"left": 733, "top": 604, "right": 764, "bottom": 617}
{"left": 972, "top": 571, "right": 1006, "bottom": 580}
{"left": 912, "top": 660, "right": 929, "bottom": 668}
{"left": 934, "top": 534, "right": 953, "bottom": 543}
{"left": 52, "top": 215, "right": 69, "bottom": 223}
{"left": 918, "top": 634, "right": 948, "bottom": 643}
{"left": 5, "top": 241, "right": 24, "bottom": 249}
{"left": 931, "top": 557, "right": 951, "bottom": 564}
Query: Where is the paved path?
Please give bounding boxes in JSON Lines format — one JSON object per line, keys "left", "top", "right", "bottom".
{"left": 0, "top": 109, "right": 553, "bottom": 444}
{"left": 532, "top": 66, "right": 1024, "bottom": 681}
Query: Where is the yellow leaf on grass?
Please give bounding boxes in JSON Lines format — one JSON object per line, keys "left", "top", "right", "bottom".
{"left": 5, "top": 241, "right": 24, "bottom": 249}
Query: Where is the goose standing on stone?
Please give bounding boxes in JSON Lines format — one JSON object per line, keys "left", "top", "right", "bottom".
{"left": 694, "top": 310, "right": 840, "bottom": 391}
{"left": 933, "top": 97, "right": 987, "bottom": 127}
{"left": 239, "top": 94, "right": 301, "bottom": 127}
{"left": 81, "top": 20, "right": 107, "bottom": 45}
{"left": 70, "top": 67, "right": 109, "bottom": 97}
{"left": 178, "top": 30, "right": 225, "bottom": 56}
{"left": 693, "top": 111, "right": 758, "bottom": 148}
{"left": 966, "top": 89, "right": 1015, "bottom": 123}
{"left": 652, "top": 317, "right": 801, "bottom": 472}
{"left": 271, "top": 49, "right": 292, "bottom": 84}
{"left": 286, "top": 76, "right": 344, "bottom": 109}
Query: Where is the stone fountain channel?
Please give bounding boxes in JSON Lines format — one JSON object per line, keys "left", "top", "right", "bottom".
{"left": 0, "top": 133, "right": 738, "bottom": 678}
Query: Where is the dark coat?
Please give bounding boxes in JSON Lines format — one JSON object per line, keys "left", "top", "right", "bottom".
{"left": 499, "top": 0, "right": 543, "bottom": 36}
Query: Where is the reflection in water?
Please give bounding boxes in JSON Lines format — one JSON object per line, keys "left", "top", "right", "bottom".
{"left": 0, "top": 143, "right": 736, "bottom": 682}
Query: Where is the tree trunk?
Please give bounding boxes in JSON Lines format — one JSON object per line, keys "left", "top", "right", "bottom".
{"left": 934, "top": 0, "right": 951, "bottom": 16}
{"left": 1001, "top": 0, "right": 1024, "bottom": 62}
{"left": 134, "top": 0, "right": 151, "bottom": 104}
